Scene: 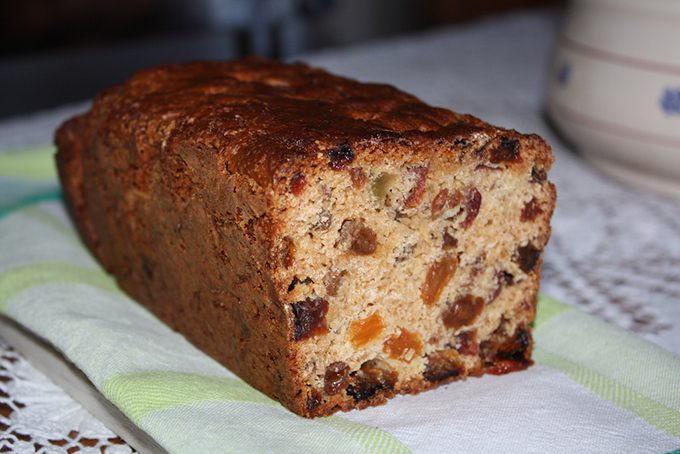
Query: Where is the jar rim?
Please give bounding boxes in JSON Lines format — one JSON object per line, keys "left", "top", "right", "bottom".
{"left": 575, "top": 0, "right": 680, "bottom": 16}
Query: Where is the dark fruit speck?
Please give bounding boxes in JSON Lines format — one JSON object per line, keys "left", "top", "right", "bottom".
{"left": 290, "top": 173, "right": 306, "bottom": 195}
{"left": 531, "top": 165, "right": 547, "bottom": 184}
{"left": 460, "top": 188, "right": 482, "bottom": 229}
{"left": 292, "top": 297, "right": 329, "bottom": 341}
{"left": 442, "top": 294, "right": 485, "bottom": 330}
{"left": 516, "top": 243, "right": 541, "bottom": 273}
{"left": 324, "top": 362, "right": 350, "bottom": 395}
{"left": 489, "top": 136, "right": 522, "bottom": 164}
{"left": 424, "top": 349, "right": 464, "bottom": 382}
{"left": 520, "top": 198, "right": 542, "bottom": 221}
{"left": 328, "top": 146, "right": 354, "bottom": 170}
{"left": 346, "top": 360, "right": 397, "bottom": 401}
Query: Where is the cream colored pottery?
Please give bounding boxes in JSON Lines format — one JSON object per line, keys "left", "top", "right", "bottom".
{"left": 546, "top": 0, "right": 680, "bottom": 197}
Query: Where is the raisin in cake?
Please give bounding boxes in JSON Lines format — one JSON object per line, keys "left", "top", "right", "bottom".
{"left": 55, "top": 57, "right": 556, "bottom": 418}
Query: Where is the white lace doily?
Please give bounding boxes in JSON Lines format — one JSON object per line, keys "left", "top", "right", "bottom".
{"left": 0, "top": 337, "right": 136, "bottom": 453}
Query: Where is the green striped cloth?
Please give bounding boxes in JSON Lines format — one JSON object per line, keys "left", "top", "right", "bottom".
{"left": 1, "top": 147, "right": 679, "bottom": 453}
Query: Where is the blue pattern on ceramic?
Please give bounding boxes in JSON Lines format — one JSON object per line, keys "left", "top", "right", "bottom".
{"left": 660, "top": 88, "right": 680, "bottom": 115}
{"left": 556, "top": 61, "right": 571, "bottom": 86}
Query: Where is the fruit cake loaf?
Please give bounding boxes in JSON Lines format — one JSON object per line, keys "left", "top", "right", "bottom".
{"left": 55, "top": 56, "right": 556, "bottom": 418}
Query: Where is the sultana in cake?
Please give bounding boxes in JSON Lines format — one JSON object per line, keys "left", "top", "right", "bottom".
{"left": 55, "top": 56, "right": 556, "bottom": 418}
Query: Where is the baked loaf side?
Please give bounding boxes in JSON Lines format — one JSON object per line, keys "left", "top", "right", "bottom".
{"left": 55, "top": 57, "right": 556, "bottom": 418}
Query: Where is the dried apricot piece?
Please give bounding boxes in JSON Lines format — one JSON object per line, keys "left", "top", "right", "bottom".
{"left": 421, "top": 253, "right": 458, "bottom": 306}
{"left": 348, "top": 313, "right": 385, "bottom": 348}
{"left": 383, "top": 329, "right": 423, "bottom": 362}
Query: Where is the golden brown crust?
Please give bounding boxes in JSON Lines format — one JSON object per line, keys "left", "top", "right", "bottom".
{"left": 55, "top": 56, "right": 556, "bottom": 418}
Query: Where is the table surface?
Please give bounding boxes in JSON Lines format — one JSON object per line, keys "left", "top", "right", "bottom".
{"left": 1, "top": 7, "right": 679, "bottom": 453}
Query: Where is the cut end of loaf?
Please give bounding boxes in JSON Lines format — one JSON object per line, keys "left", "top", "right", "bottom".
{"left": 271, "top": 133, "right": 555, "bottom": 417}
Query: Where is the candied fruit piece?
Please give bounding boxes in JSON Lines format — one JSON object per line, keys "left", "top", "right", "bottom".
{"left": 490, "top": 270, "right": 514, "bottom": 301}
{"left": 290, "top": 172, "right": 306, "bottom": 196}
{"left": 403, "top": 165, "right": 429, "bottom": 208}
{"left": 448, "top": 189, "right": 463, "bottom": 209}
{"left": 281, "top": 237, "right": 295, "bottom": 269}
{"left": 531, "top": 165, "right": 547, "bottom": 184}
{"left": 442, "top": 294, "right": 485, "bottom": 330}
{"left": 306, "top": 389, "right": 323, "bottom": 411}
{"left": 349, "top": 167, "right": 367, "bottom": 188}
{"left": 487, "top": 359, "right": 531, "bottom": 375}
{"left": 383, "top": 329, "right": 423, "bottom": 362}
{"left": 516, "top": 243, "right": 541, "bottom": 273}
{"left": 324, "top": 362, "right": 350, "bottom": 395}
{"left": 497, "top": 270, "right": 514, "bottom": 286}
{"left": 371, "top": 172, "right": 398, "bottom": 201}
{"left": 348, "top": 313, "right": 385, "bottom": 348}
{"left": 287, "top": 276, "right": 312, "bottom": 293}
{"left": 489, "top": 136, "right": 522, "bottom": 164}
{"left": 460, "top": 188, "right": 482, "bottom": 229}
{"left": 292, "top": 297, "right": 329, "bottom": 341}
{"left": 352, "top": 226, "right": 377, "bottom": 255}
{"left": 421, "top": 253, "right": 458, "bottom": 306}
{"left": 482, "top": 325, "right": 533, "bottom": 375}
{"left": 423, "top": 349, "right": 464, "bottom": 382}
{"left": 501, "top": 327, "right": 532, "bottom": 360}
{"left": 323, "top": 268, "right": 348, "bottom": 297}
{"left": 337, "top": 219, "right": 378, "bottom": 255}
{"left": 346, "top": 359, "right": 398, "bottom": 401}
{"left": 312, "top": 209, "right": 333, "bottom": 230}
{"left": 520, "top": 198, "right": 543, "bottom": 222}
{"left": 328, "top": 145, "right": 354, "bottom": 170}
{"left": 455, "top": 329, "right": 480, "bottom": 356}
{"left": 442, "top": 227, "right": 457, "bottom": 250}
{"left": 431, "top": 188, "right": 449, "bottom": 217}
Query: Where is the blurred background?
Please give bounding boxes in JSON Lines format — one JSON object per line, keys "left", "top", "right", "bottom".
{"left": 0, "top": 0, "right": 565, "bottom": 119}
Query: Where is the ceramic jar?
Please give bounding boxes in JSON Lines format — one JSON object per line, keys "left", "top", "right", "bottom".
{"left": 546, "top": 0, "right": 680, "bottom": 197}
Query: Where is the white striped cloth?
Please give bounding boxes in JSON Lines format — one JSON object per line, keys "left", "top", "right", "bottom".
{"left": 0, "top": 145, "right": 679, "bottom": 454}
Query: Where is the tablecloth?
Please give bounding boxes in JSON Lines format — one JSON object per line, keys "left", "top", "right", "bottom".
{"left": 0, "top": 7, "right": 679, "bottom": 454}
